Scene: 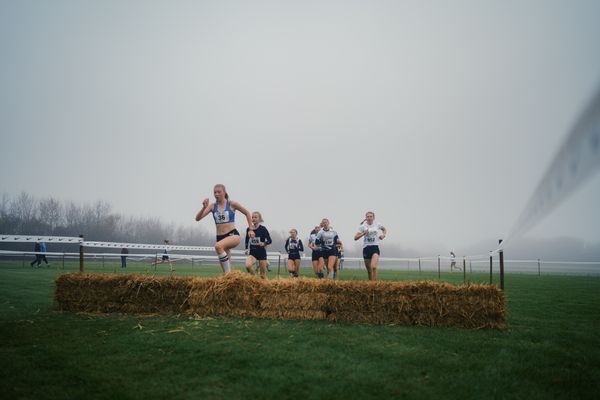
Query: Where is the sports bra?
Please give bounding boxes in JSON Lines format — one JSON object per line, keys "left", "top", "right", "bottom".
{"left": 212, "top": 200, "right": 236, "bottom": 224}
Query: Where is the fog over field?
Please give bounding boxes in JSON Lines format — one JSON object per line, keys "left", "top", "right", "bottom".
{"left": 1, "top": 1, "right": 599, "bottom": 260}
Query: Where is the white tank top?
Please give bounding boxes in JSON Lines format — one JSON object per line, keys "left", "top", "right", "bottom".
{"left": 358, "top": 222, "right": 384, "bottom": 248}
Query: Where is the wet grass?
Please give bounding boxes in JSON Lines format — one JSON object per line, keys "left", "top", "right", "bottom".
{"left": 0, "top": 261, "right": 599, "bottom": 399}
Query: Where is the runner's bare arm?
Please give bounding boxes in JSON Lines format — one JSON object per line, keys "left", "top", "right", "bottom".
{"left": 195, "top": 198, "right": 213, "bottom": 221}
{"left": 231, "top": 201, "right": 255, "bottom": 235}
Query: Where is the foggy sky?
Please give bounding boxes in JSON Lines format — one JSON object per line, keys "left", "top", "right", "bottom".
{"left": 1, "top": 0, "right": 600, "bottom": 256}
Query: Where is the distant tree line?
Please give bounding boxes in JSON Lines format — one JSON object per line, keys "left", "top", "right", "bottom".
{"left": 0, "top": 192, "right": 292, "bottom": 253}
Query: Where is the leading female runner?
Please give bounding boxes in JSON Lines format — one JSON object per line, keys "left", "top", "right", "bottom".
{"left": 195, "top": 184, "right": 254, "bottom": 274}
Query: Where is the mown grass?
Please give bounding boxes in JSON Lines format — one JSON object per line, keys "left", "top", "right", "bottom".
{"left": 0, "top": 260, "right": 599, "bottom": 399}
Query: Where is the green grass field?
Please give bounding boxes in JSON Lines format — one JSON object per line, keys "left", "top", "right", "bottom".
{"left": 1, "top": 260, "right": 599, "bottom": 399}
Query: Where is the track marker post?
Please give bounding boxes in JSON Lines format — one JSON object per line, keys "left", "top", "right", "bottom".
{"left": 499, "top": 239, "right": 505, "bottom": 290}
{"left": 418, "top": 258, "right": 421, "bottom": 274}
{"left": 538, "top": 258, "right": 541, "bottom": 276}
{"left": 277, "top": 254, "right": 281, "bottom": 278}
{"left": 79, "top": 234, "right": 85, "bottom": 272}
{"left": 437, "top": 255, "right": 441, "bottom": 280}
{"left": 463, "top": 257, "right": 466, "bottom": 283}
{"left": 489, "top": 251, "right": 493, "bottom": 284}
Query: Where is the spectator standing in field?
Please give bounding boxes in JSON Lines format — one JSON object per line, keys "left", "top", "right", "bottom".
{"left": 308, "top": 225, "right": 324, "bottom": 279}
{"left": 30, "top": 241, "right": 42, "bottom": 268}
{"left": 354, "top": 211, "right": 387, "bottom": 281}
{"left": 121, "top": 247, "right": 128, "bottom": 268}
{"left": 285, "top": 229, "right": 304, "bottom": 278}
{"left": 315, "top": 218, "right": 341, "bottom": 280}
{"left": 195, "top": 184, "right": 254, "bottom": 274}
{"left": 163, "top": 240, "right": 174, "bottom": 271}
{"left": 244, "top": 212, "right": 272, "bottom": 279}
{"left": 39, "top": 241, "right": 50, "bottom": 267}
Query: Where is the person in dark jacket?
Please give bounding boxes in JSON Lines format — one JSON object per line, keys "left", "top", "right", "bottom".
{"left": 121, "top": 247, "right": 129, "bottom": 268}
{"left": 30, "top": 241, "right": 42, "bottom": 268}
{"left": 285, "top": 229, "right": 304, "bottom": 277}
{"left": 244, "top": 211, "right": 272, "bottom": 279}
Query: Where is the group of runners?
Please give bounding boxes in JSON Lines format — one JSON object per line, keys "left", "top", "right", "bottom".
{"left": 195, "top": 184, "right": 388, "bottom": 281}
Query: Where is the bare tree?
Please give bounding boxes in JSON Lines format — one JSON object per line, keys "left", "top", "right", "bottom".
{"left": 8, "top": 192, "right": 38, "bottom": 233}
{"left": 0, "top": 193, "right": 15, "bottom": 233}
{"left": 174, "top": 224, "right": 212, "bottom": 247}
{"left": 64, "top": 201, "right": 83, "bottom": 233}
{"left": 10, "top": 192, "right": 36, "bottom": 223}
{"left": 39, "top": 197, "right": 63, "bottom": 232}
{"left": 118, "top": 216, "right": 173, "bottom": 244}
{"left": 88, "top": 201, "right": 120, "bottom": 241}
{"left": 0, "top": 193, "right": 9, "bottom": 216}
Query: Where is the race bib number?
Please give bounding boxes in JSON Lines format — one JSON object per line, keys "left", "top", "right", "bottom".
{"left": 324, "top": 239, "right": 334, "bottom": 246}
{"left": 365, "top": 235, "right": 376, "bottom": 243}
{"left": 250, "top": 237, "right": 260, "bottom": 245}
{"left": 289, "top": 243, "right": 297, "bottom": 250}
{"left": 214, "top": 212, "right": 230, "bottom": 223}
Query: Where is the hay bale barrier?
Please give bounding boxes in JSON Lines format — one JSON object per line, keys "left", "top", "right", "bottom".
{"left": 55, "top": 271, "right": 506, "bottom": 329}
{"left": 54, "top": 273, "right": 195, "bottom": 314}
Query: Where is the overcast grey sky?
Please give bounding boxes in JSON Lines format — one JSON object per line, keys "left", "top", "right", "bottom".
{"left": 1, "top": 0, "right": 599, "bottom": 254}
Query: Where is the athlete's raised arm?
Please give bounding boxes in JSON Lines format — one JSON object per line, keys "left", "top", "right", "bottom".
{"left": 195, "top": 198, "right": 213, "bottom": 221}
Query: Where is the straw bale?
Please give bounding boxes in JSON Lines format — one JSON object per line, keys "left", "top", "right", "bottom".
{"left": 54, "top": 271, "right": 506, "bottom": 328}
{"left": 54, "top": 273, "right": 194, "bottom": 314}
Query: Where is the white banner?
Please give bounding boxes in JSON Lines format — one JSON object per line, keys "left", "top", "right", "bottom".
{"left": 81, "top": 241, "right": 215, "bottom": 252}
{"left": 0, "top": 235, "right": 82, "bottom": 244}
